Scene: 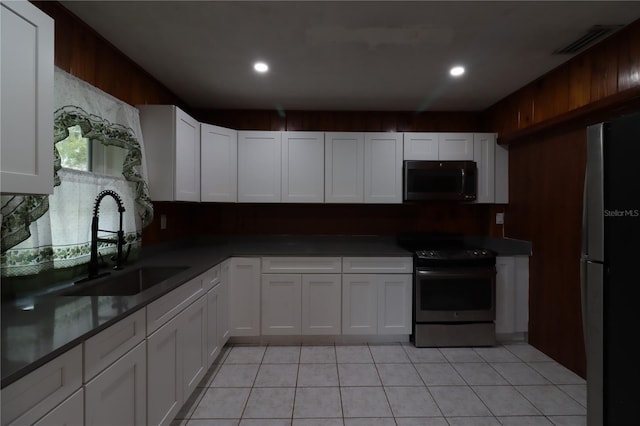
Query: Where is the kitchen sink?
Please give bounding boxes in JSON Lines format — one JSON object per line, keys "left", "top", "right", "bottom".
{"left": 62, "top": 266, "right": 188, "bottom": 296}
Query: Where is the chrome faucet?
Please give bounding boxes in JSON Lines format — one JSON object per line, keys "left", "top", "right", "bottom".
{"left": 87, "top": 190, "right": 127, "bottom": 280}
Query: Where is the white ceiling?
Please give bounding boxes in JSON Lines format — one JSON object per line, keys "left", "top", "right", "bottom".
{"left": 60, "top": 1, "right": 640, "bottom": 112}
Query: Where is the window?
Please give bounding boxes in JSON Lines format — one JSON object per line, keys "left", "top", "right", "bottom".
{"left": 56, "top": 125, "right": 127, "bottom": 176}
{"left": 57, "top": 125, "right": 89, "bottom": 171}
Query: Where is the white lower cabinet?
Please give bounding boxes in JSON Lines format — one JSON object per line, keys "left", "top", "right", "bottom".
{"left": 342, "top": 274, "right": 378, "bottom": 335}
{"left": 262, "top": 274, "right": 303, "bottom": 335}
{"left": 147, "top": 313, "right": 182, "bottom": 426}
{"left": 181, "top": 296, "right": 208, "bottom": 400}
{"left": 301, "top": 274, "right": 342, "bottom": 335}
{"left": 342, "top": 274, "right": 412, "bottom": 335}
{"left": 342, "top": 257, "right": 413, "bottom": 336}
{"left": 229, "top": 258, "right": 261, "bottom": 336}
{"left": 261, "top": 257, "right": 342, "bottom": 336}
{"left": 219, "top": 260, "right": 231, "bottom": 344}
{"left": 33, "top": 389, "right": 84, "bottom": 426}
{"left": 495, "top": 256, "right": 529, "bottom": 335}
{"left": 85, "top": 341, "right": 146, "bottom": 426}
{"left": 1, "top": 346, "right": 82, "bottom": 426}
{"left": 147, "top": 295, "right": 208, "bottom": 426}
{"left": 261, "top": 273, "right": 342, "bottom": 335}
{"left": 377, "top": 274, "right": 413, "bottom": 334}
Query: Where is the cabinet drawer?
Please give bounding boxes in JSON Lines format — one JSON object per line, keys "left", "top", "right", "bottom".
{"left": 262, "top": 257, "right": 342, "bottom": 274}
{"left": 1, "top": 345, "right": 82, "bottom": 426}
{"left": 84, "top": 308, "right": 146, "bottom": 382}
{"left": 342, "top": 257, "right": 413, "bottom": 274}
{"left": 147, "top": 274, "right": 206, "bottom": 334}
{"left": 203, "top": 264, "right": 221, "bottom": 292}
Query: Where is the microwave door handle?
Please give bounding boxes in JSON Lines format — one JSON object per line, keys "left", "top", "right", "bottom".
{"left": 460, "top": 168, "right": 466, "bottom": 195}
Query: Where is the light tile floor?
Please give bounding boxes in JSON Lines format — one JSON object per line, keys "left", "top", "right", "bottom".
{"left": 172, "top": 342, "right": 586, "bottom": 426}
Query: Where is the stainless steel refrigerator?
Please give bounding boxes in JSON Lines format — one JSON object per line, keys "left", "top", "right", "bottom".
{"left": 582, "top": 111, "right": 640, "bottom": 426}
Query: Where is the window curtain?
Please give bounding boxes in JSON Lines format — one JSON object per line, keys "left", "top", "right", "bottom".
{"left": 1, "top": 68, "right": 153, "bottom": 279}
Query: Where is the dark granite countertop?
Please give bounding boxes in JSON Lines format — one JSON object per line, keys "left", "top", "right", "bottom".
{"left": 1, "top": 234, "right": 530, "bottom": 388}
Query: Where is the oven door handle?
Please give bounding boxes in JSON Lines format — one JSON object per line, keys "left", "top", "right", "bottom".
{"left": 416, "top": 268, "right": 495, "bottom": 279}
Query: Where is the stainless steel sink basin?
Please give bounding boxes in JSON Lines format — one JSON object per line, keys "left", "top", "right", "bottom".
{"left": 63, "top": 266, "right": 188, "bottom": 296}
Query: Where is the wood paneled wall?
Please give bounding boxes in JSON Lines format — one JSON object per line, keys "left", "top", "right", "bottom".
{"left": 484, "top": 19, "right": 640, "bottom": 142}
{"left": 482, "top": 18, "right": 640, "bottom": 378}
{"left": 505, "top": 130, "right": 587, "bottom": 377}
{"left": 195, "top": 109, "right": 480, "bottom": 132}
{"left": 33, "top": 1, "right": 184, "bottom": 108}
{"left": 143, "top": 202, "right": 492, "bottom": 246}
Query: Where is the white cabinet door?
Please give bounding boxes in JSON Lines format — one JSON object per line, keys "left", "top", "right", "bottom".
{"left": 473, "top": 133, "right": 496, "bottom": 204}
{"left": 364, "top": 133, "right": 403, "bottom": 204}
{"left": 85, "top": 341, "right": 146, "bottom": 426}
{"left": 262, "top": 274, "right": 302, "bottom": 335}
{"left": 302, "top": 274, "right": 341, "bottom": 335}
{"left": 495, "top": 142, "right": 509, "bottom": 204}
{"left": 495, "top": 256, "right": 516, "bottom": 335}
{"left": 281, "top": 131, "right": 324, "bottom": 202}
{"left": 342, "top": 274, "right": 378, "bottom": 335}
{"left": 207, "top": 284, "right": 221, "bottom": 366}
{"left": 377, "top": 274, "right": 412, "bottom": 335}
{"left": 403, "top": 133, "right": 439, "bottom": 160}
{"left": 175, "top": 108, "right": 201, "bottom": 201}
{"left": 181, "top": 296, "right": 208, "bottom": 399}
{"left": 325, "top": 132, "right": 365, "bottom": 203}
{"left": 238, "top": 131, "right": 282, "bottom": 202}
{"left": 219, "top": 260, "right": 231, "bottom": 344}
{"left": 201, "top": 123, "right": 238, "bottom": 202}
{"left": 33, "top": 389, "right": 83, "bottom": 426}
{"left": 229, "top": 257, "right": 261, "bottom": 336}
{"left": 138, "top": 105, "right": 200, "bottom": 201}
{"left": 147, "top": 314, "right": 182, "bottom": 426}
{"left": 0, "top": 1, "right": 54, "bottom": 195}
{"left": 438, "top": 133, "right": 474, "bottom": 160}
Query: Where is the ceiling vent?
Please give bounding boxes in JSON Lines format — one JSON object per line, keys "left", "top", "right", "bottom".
{"left": 553, "top": 25, "right": 623, "bottom": 55}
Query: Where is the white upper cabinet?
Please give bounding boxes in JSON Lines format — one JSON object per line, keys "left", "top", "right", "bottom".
{"left": 438, "top": 133, "right": 474, "bottom": 160}
{"left": 138, "top": 105, "right": 201, "bottom": 202}
{"left": 325, "top": 132, "right": 365, "bottom": 203}
{"left": 1, "top": 1, "right": 54, "bottom": 195}
{"left": 403, "top": 133, "right": 473, "bottom": 161}
{"left": 238, "top": 131, "right": 282, "bottom": 202}
{"left": 403, "top": 133, "right": 439, "bottom": 160}
{"left": 201, "top": 123, "right": 237, "bottom": 202}
{"left": 473, "top": 133, "right": 496, "bottom": 204}
{"left": 281, "top": 131, "right": 324, "bottom": 203}
{"left": 364, "top": 132, "right": 403, "bottom": 204}
{"left": 495, "top": 142, "right": 509, "bottom": 204}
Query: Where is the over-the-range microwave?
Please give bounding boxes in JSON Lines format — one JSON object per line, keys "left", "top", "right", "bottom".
{"left": 403, "top": 160, "right": 477, "bottom": 202}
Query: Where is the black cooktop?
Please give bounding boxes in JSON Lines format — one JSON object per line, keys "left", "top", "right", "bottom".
{"left": 396, "top": 233, "right": 496, "bottom": 266}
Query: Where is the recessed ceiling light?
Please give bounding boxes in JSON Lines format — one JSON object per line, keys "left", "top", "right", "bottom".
{"left": 450, "top": 66, "right": 465, "bottom": 77}
{"left": 254, "top": 62, "right": 269, "bottom": 73}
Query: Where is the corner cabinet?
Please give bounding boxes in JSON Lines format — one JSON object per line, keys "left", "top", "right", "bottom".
{"left": 138, "top": 105, "right": 201, "bottom": 201}
{"left": 201, "top": 123, "right": 237, "bottom": 202}
{"left": 1, "top": 1, "right": 54, "bottom": 195}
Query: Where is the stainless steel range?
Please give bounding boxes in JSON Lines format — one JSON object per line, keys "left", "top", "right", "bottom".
{"left": 400, "top": 236, "right": 497, "bottom": 347}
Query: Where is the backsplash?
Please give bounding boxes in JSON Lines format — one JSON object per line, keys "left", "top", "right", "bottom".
{"left": 142, "top": 202, "right": 497, "bottom": 246}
